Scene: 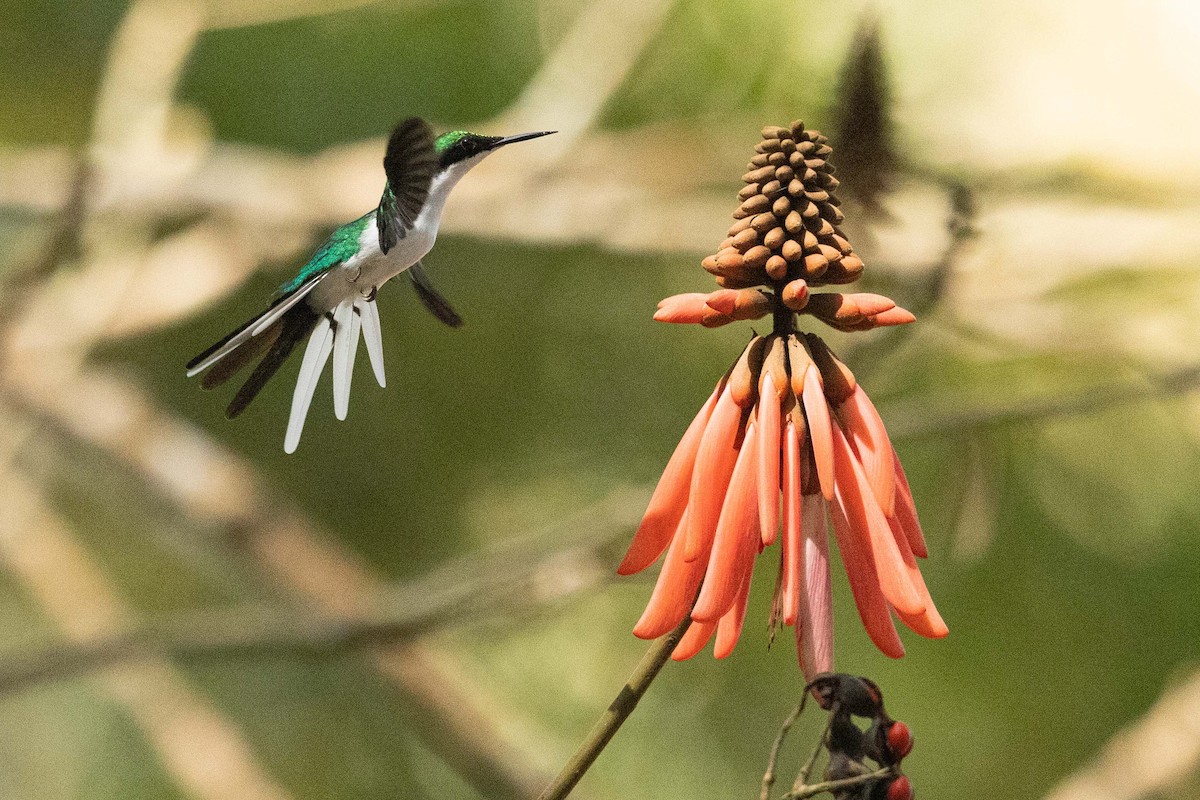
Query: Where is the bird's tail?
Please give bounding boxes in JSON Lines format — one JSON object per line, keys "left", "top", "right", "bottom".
{"left": 187, "top": 284, "right": 389, "bottom": 453}
{"left": 283, "top": 297, "right": 387, "bottom": 453}
{"left": 188, "top": 300, "right": 320, "bottom": 420}
{"left": 224, "top": 306, "right": 320, "bottom": 419}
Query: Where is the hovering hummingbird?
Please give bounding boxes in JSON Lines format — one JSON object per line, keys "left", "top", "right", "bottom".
{"left": 186, "top": 119, "right": 555, "bottom": 452}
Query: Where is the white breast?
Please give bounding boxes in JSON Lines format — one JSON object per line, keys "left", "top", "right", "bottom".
{"left": 309, "top": 152, "right": 491, "bottom": 312}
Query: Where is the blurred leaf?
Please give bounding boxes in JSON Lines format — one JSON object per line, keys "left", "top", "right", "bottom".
{"left": 599, "top": 0, "right": 848, "bottom": 130}
{"left": 180, "top": 1, "right": 544, "bottom": 153}
{"left": 831, "top": 14, "right": 898, "bottom": 221}
{"left": 871, "top": 330, "right": 1138, "bottom": 425}
{"left": 181, "top": 656, "right": 430, "bottom": 800}
{"left": 0, "top": 682, "right": 186, "bottom": 800}
{"left": 1043, "top": 265, "right": 1200, "bottom": 308}
{"left": 1025, "top": 399, "right": 1200, "bottom": 561}
{"left": 0, "top": 0, "right": 125, "bottom": 144}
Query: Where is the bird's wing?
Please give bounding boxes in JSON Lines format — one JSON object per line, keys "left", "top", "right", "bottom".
{"left": 407, "top": 260, "right": 464, "bottom": 328}
{"left": 188, "top": 208, "right": 380, "bottom": 380}
{"left": 377, "top": 118, "right": 439, "bottom": 254}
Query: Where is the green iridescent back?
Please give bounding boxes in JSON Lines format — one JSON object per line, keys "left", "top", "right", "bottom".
{"left": 278, "top": 212, "right": 373, "bottom": 295}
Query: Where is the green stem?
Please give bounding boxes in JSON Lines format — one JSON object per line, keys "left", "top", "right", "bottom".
{"left": 537, "top": 616, "right": 692, "bottom": 800}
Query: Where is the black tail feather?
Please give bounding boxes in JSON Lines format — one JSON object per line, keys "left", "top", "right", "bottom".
{"left": 225, "top": 305, "right": 319, "bottom": 419}
{"left": 201, "top": 319, "right": 283, "bottom": 390}
{"left": 188, "top": 293, "right": 290, "bottom": 372}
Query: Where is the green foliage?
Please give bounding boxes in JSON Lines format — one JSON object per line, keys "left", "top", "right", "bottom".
{"left": 600, "top": 0, "right": 851, "bottom": 129}
{"left": 180, "top": 1, "right": 543, "bottom": 152}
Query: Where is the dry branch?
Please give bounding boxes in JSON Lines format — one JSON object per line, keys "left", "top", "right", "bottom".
{"left": 1, "top": 356, "right": 639, "bottom": 800}
{"left": 0, "top": 467, "right": 294, "bottom": 800}
{"left": 1044, "top": 668, "right": 1200, "bottom": 800}
{"left": 0, "top": 498, "right": 629, "bottom": 696}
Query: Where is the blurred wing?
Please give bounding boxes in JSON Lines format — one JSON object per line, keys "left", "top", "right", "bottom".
{"left": 377, "top": 118, "right": 438, "bottom": 254}
{"left": 408, "top": 261, "right": 464, "bottom": 328}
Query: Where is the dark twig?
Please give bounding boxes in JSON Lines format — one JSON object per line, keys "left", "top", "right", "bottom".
{"left": 761, "top": 701, "right": 805, "bottom": 800}
{"left": 0, "top": 157, "right": 91, "bottom": 328}
{"left": 537, "top": 615, "right": 692, "bottom": 800}
{"left": 792, "top": 702, "right": 837, "bottom": 792}
{"left": 782, "top": 767, "right": 895, "bottom": 800}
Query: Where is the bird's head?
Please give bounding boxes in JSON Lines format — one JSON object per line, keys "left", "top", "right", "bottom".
{"left": 434, "top": 129, "right": 556, "bottom": 173}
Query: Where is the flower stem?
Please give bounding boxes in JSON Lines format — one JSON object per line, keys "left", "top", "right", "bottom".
{"left": 772, "top": 304, "right": 796, "bottom": 335}
{"left": 536, "top": 615, "right": 692, "bottom": 800}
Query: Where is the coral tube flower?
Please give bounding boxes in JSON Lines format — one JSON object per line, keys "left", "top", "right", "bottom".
{"left": 621, "top": 120, "right": 946, "bottom": 676}
{"left": 620, "top": 333, "right": 946, "bottom": 674}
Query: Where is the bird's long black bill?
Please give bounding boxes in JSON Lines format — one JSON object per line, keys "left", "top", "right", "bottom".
{"left": 494, "top": 130, "right": 557, "bottom": 147}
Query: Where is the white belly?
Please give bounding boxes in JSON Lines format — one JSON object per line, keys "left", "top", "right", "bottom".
{"left": 308, "top": 217, "right": 436, "bottom": 311}
{"left": 305, "top": 158, "right": 482, "bottom": 312}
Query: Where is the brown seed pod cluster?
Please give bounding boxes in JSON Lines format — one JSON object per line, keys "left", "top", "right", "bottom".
{"left": 701, "top": 121, "right": 865, "bottom": 305}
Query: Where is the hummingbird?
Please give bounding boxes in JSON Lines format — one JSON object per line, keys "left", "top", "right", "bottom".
{"left": 186, "top": 119, "right": 555, "bottom": 452}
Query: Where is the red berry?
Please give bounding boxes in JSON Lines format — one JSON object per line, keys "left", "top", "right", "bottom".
{"left": 887, "top": 721, "right": 914, "bottom": 760}
{"left": 886, "top": 775, "right": 913, "bottom": 800}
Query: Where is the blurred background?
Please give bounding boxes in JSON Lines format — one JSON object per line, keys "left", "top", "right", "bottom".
{"left": 2, "top": 0, "right": 1200, "bottom": 798}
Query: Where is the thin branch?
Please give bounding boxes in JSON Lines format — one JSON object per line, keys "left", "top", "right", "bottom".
{"left": 792, "top": 708, "right": 835, "bottom": 791}
{"left": 782, "top": 767, "right": 895, "bottom": 800}
{"left": 0, "top": 489, "right": 630, "bottom": 697}
{"left": 887, "top": 362, "right": 1200, "bottom": 441}
{"left": 761, "top": 701, "right": 805, "bottom": 800}
{"left": 0, "top": 158, "right": 91, "bottom": 328}
{"left": 0, "top": 601, "right": 462, "bottom": 696}
{"left": 0, "top": 363, "right": 606, "bottom": 800}
{"left": 0, "top": 467, "right": 295, "bottom": 800}
{"left": 536, "top": 615, "right": 692, "bottom": 800}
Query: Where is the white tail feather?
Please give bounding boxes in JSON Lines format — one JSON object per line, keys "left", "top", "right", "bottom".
{"left": 284, "top": 315, "right": 334, "bottom": 453}
{"left": 357, "top": 298, "right": 386, "bottom": 388}
{"left": 332, "top": 301, "right": 358, "bottom": 421}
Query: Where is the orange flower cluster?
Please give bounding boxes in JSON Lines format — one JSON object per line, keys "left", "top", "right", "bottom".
{"left": 621, "top": 122, "right": 946, "bottom": 675}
